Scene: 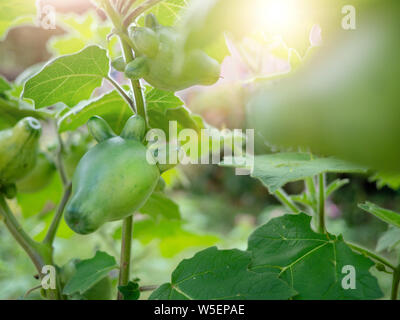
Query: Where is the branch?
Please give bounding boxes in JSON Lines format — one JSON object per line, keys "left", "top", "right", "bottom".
{"left": 56, "top": 131, "right": 68, "bottom": 187}
{"left": 347, "top": 242, "right": 396, "bottom": 271}
{"left": 43, "top": 182, "right": 72, "bottom": 245}
{"left": 123, "top": 0, "right": 162, "bottom": 28}
{"left": 0, "top": 195, "right": 44, "bottom": 272}
{"left": 117, "top": 215, "right": 133, "bottom": 300}
{"left": 274, "top": 188, "right": 300, "bottom": 214}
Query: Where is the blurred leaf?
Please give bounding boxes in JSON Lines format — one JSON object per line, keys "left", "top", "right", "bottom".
{"left": 376, "top": 227, "right": 400, "bottom": 253}
{"left": 58, "top": 89, "right": 132, "bottom": 134}
{"left": 137, "top": 0, "right": 188, "bottom": 27}
{"left": 370, "top": 172, "right": 400, "bottom": 191}
{"left": 146, "top": 87, "right": 204, "bottom": 138}
{"left": 16, "top": 174, "right": 63, "bottom": 219}
{"left": 23, "top": 46, "right": 109, "bottom": 109}
{"left": 150, "top": 246, "right": 296, "bottom": 300}
{"left": 122, "top": 218, "right": 218, "bottom": 257}
{"left": 0, "top": 76, "right": 11, "bottom": 94}
{"left": 140, "top": 192, "right": 181, "bottom": 220}
{"left": 118, "top": 280, "right": 140, "bottom": 300}
{"left": 63, "top": 251, "right": 118, "bottom": 295}
{"left": 248, "top": 213, "right": 383, "bottom": 300}
{"left": 33, "top": 210, "right": 74, "bottom": 242}
{"left": 222, "top": 153, "right": 367, "bottom": 193}
{"left": 49, "top": 11, "right": 119, "bottom": 58}
{"left": 0, "top": 0, "right": 36, "bottom": 40}
{"left": 0, "top": 97, "right": 49, "bottom": 130}
{"left": 359, "top": 202, "right": 400, "bottom": 228}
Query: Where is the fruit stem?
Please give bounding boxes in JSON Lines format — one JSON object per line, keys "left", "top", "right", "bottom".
{"left": 118, "top": 215, "right": 133, "bottom": 300}
{"left": 106, "top": 75, "right": 136, "bottom": 112}
{"left": 56, "top": 131, "right": 68, "bottom": 187}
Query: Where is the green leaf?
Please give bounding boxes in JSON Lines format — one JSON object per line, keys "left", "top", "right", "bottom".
{"left": 137, "top": 0, "right": 188, "bottom": 26}
{"left": 118, "top": 280, "right": 141, "bottom": 300}
{"left": 130, "top": 218, "right": 218, "bottom": 258}
{"left": 146, "top": 87, "right": 204, "bottom": 138}
{"left": 223, "top": 153, "right": 367, "bottom": 193}
{"left": 248, "top": 213, "right": 383, "bottom": 300}
{"left": 140, "top": 192, "right": 181, "bottom": 220}
{"left": 58, "top": 89, "right": 132, "bottom": 134}
{"left": 63, "top": 251, "right": 118, "bottom": 295}
{"left": 369, "top": 171, "right": 400, "bottom": 191}
{"left": 0, "top": 0, "right": 36, "bottom": 40}
{"left": 150, "top": 247, "right": 296, "bottom": 300}
{"left": 23, "top": 46, "right": 109, "bottom": 109}
{"left": 0, "top": 97, "right": 49, "bottom": 130}
{"left": 359, "top": 202, "right": 400, "bottom": 228}
{"left": 0, "top": 76, "right": 11, "bottom": 94}
{"left": 376, "top": 227, "right": 400, "bottom": 253}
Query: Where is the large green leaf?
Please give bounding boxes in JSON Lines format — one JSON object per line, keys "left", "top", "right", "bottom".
{"left": 359, "top": 202, "right": 400, "bottom": 228}
{"left": 58, "top": 89, "right": 132, "bottom": 134}
{"left": 222, "top": 152, "right": 367, "bottom": 193}
{"left": 63, "top": 251, "right": 118, "bottom": 295}
{"left": 0, "top": 0, "right": 36, "bottom": 40}
{"left": 23, "top": 46, "right": 109, "bottom": 109}
{"left": 150, "top": 246, "right": 296, "bottom": 300}
{"left": 248, "top": 213, "right": 383, "bottom": 300}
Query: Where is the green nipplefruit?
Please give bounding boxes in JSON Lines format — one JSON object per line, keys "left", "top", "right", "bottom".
{"left": 16, "top": 152, "right": 56, "bottom": 193}
{"left": 65, "top": 115, "right": 176, "bottom": 235}
{"left": 126, "top": 14, "right": 220, "bottom": 91}
{"left": 0, "top": 117, "right": 41, "bottom": 190}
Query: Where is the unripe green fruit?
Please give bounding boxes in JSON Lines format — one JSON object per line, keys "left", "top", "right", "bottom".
{"left": 126, "top": 14, "right": 220, "bottom": 92}
{"left": 65, "top": 116, "right": 163, "bottom": 235}
{"left": 0, "top": 117, "right": 41, "bottom": 187}
{"left": 129, "top": 27, "right": 159, "bottom": 58}
{"left": 16, "top": 152, "right": 56, "bottom": 193}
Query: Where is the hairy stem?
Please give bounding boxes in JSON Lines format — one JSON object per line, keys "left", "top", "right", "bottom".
{"left": 317, "top": 173, "right": 326, "bottom": 233}
{"left": 274, "top": 188, "right": 300, "bottom": 214}
{"left": 118, "top": 215, "right": 133, "bottom": 299}
{"left": 106, "top": 75, "right": 136, "bottom": 112}
{"left": 347, "top": 242, "right": 396, "bottom": 271}
{"left": 43, "top": 183, "right": 72, "bottom": 245}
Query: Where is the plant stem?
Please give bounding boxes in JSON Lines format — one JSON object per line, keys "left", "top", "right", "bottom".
{"left": 274, "top": 188, "right": 300, "bottom": 214}
{"left": 118, "top": 215, "right": 133, "bottom": 300}
{"left": 347, "top": 242, "right": 396, "bottom": 271}
{"left": 305, "top": 176, "right": 317, "bottom": 210}
{"left": 0, "top": 195, "right": 44, "bottom": 271}
{"left": 391, "top": 267, "right": 400, "bottom": 300}
{"left": 106, "top": 75, "right": 136, "bottom": 112}
{"left": 43, "top": 183, "right": 72, "bottom": 245}
{"left": 56, "top": 131, "right": 68, "bottom": 187}
{"left": 317, "top": 173, "right": 326, "bottom": 233}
